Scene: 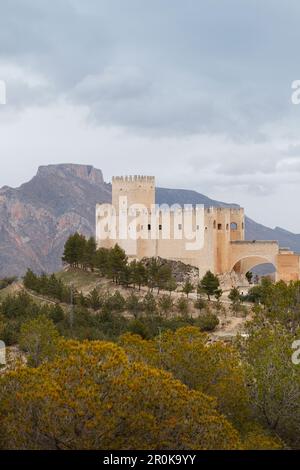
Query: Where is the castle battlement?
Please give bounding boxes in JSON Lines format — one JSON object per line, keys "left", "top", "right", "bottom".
{"left": 112, "top": 175, "right": 155, "bottom": 183}
{"left": 205, "top": 207, "right": 244, "bottom": 214}
{"left": 112, "top": 175, "right": 155, "bottom": 210}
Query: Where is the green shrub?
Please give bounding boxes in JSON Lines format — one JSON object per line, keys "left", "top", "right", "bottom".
{"left": 196, "top": 313, "right": 219, "bottom": 332}
{"left": 128, "top": 319, "right": 150, "bottom": 339}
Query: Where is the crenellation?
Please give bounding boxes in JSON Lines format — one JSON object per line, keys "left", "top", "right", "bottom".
{"left": 112, "top": 175, "right": 155, "bottom": 183}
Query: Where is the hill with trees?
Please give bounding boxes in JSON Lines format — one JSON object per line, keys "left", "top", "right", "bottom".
{"left": 1, "top": 234, "right": 300, "bottom": 449}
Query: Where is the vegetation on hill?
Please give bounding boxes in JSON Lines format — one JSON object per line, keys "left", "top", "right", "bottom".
{"left": 0, "top": 337, "right": 243, "bottom": 450}
{"left": 3, "top": 234, "right": 300, "bottom": 449}
{"left": 0, "top": 277, "right": 16, "bottom": 291}
{"left": 62, "top": 233, "right": 177, "bottom": 292}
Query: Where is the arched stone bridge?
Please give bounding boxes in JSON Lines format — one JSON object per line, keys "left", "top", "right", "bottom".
{"left": 229, "top": 240, "right": 279, "bottom": 274}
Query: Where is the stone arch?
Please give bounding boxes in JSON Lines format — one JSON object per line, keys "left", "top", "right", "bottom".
{"left": 229, "top": 241, "right": 279, "bottom": 276}
{"left": 231, "top": 255, "right": 276, "bottom": 276}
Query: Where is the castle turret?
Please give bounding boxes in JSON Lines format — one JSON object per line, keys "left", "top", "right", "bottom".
{"left": 112, "top": 175, "right": 155, "bottom": 211}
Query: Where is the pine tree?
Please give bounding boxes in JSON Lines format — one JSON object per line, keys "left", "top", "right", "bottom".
{"left": 83, "top": 237, "right": 97, "bottom": 270}
{"left": 182, "top": 279, "right": 194, "bottom": 298}
{"left": 199, "top": 271, "right": 220, "bottom": 300}
{"left": 62, "top": 232, "right": 86, "bottom": 267}
{"left": 108, "top": 244, "right": 128, "bottom": 283}
{"left": 87, "top": 288, "right": 102, "bottom": 311}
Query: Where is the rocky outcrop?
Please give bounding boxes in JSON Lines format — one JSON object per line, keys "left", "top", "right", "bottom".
{"left": 141, "top": 256, "right": 199, "bottom": 285}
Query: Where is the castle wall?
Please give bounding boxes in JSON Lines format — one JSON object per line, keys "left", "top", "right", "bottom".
{"left": 96, "top": 175, "right": 300, "bottom": 283}
{"left": 229, "top": 240, "right": 279, "bottom": 272}
{"left": 97, "top": 176, "right": 246, "bottom": 276}
{"left": 276, "top": 252, "right": 300, "bottom": 282}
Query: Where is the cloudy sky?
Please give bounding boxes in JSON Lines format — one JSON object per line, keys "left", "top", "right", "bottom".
{"left": 1, "top": 0, "right": 300, "bottom": 231}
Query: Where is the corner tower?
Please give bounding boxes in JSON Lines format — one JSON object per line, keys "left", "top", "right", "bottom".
{"left": 112, "top": 175, "right": 155, "bottom": 211}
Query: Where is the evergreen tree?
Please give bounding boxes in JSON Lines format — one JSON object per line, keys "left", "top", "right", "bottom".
{"left": 143, "top": 292, "right": 157, "bottom": 316}
{"left": 87, "top": 288, "right": 102, "bottom": 311}
{"left": 199, "top": 271, "right": 220, "bottom": 300}
{"left": 48, "top": 304, "right": 65, "bottom": 324}
{"left": 158, "top": 294, "right": 174, "bottom": 317}
{"left": 94, "top": 247, "right": 110, "bottom": 276}
{"left": 182, "top": 279, "right": 194, "bottom": 298}
{"left": 126, "top": 293, "right": 143, "bottom": 319}
{"left": 166, "top": 278, "right": 177, "bottom": 296}
{"left": 176, "top": 296, "right": 189, "bottom": 316}
{"left": 23, "top": 269, "right": 39, "bottom": 291}
{"left": 156, "top": 264, "right": 172, "bottom": 294}
{"left": 146, "top": 258, "right": 160, "bottom": 292}
{"left": 119, "top": 265, "right": 133, "bottom": 288}
{"left": 130, "top": 260, "right": 147, "bottom": 290}
{"left": 103, "top": 291, "right": 126, "bottom": 313}
{"left": 228, "top": 287, "right": 241, "bottom": 304}
{"left": 108, "top": 244, "right": 128, "bottom": 283}
{"left": 83, "top": 237, "right": 97, "bottom": 270}
{"left": 245, "top": 271, "right": 253, "bottom": 284}
{"left": 62, "top": 232, "right": 86, "bottom": 267}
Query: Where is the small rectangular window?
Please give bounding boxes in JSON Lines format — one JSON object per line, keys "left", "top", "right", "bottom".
{"left": 148, "top": 224, "right": 151, "bottom": 231}
{"left": 159, "top": 224, "right": 162, "bottom": 230}
{"left": 178, "top": 224, "right": 182, "bottom": 230}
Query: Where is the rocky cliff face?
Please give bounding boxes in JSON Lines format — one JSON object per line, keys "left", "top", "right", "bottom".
{"left": 0, "top": 164, "right": 111, "bottom": 277}
{"left": 0, "top": 163, "right": 300, "bottom": 278}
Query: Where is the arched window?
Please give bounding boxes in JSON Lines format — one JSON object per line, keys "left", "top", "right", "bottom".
{"left": 213, "top": 220, "right": 216, "bottom": 229}
{"left": 226, "top": 223, "right": 229, "bottom": 230}
{"left": 218, "top": 223, "right": 222, "bottom": 230}
{"left": 230, "top": 222, "right": 238, "bottom": 230}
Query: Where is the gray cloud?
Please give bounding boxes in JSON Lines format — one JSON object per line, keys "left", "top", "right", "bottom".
{"left": 0, "top": 0, "right": 299, "bottom": 137}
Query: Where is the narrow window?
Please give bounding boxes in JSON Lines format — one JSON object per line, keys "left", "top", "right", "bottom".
{"left": 218, "top": 223, "right": 222, "bottom": 230}
{"left": 178, "top": 223, "right": 182, "bottom": 230}
{"left": 148, "top": 224, "right": 151, "bottom": 231}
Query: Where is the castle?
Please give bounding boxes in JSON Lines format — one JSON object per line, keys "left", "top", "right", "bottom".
{"left": 96, "top": 175, "right": 300, "bottom": 283}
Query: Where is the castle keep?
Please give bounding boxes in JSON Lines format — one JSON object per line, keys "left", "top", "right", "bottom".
{"left": 96, "top": 176, "right": 300, "bottom": 283}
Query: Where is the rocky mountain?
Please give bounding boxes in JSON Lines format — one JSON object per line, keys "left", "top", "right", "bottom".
{"left": 0, "top": 163, "right": 299, "bottom": 278}
{"left": 0, "top": 164, "right": 111, "bottom": 277}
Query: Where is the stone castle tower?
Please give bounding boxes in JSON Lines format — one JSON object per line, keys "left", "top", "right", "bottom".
{"left": 112, "top": 175, "right": 155, "bottom": 210}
